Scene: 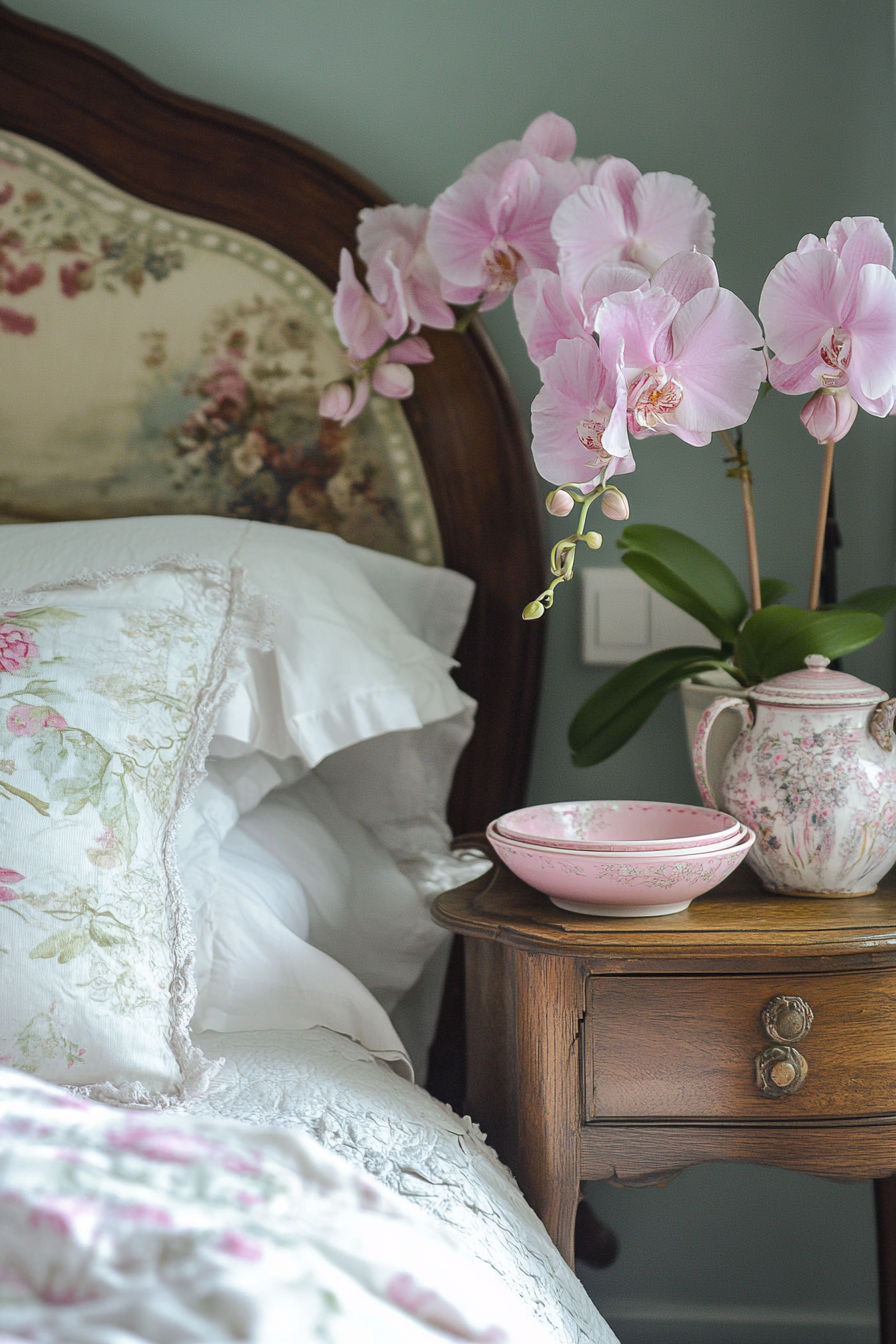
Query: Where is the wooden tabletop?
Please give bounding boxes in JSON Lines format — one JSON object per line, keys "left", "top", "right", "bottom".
{"left": 433, "top": 844, "right": 896, "bottom": 972}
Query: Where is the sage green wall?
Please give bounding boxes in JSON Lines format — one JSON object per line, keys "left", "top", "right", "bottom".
{"left": 5, "top": 1, "right": 892, "bottom": 1338}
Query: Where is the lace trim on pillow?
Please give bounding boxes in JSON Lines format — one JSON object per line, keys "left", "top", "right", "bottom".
{"left": 1, "top": 556, "right": 274, "bottom": 1109}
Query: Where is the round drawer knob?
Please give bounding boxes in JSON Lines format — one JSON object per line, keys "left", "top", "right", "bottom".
{"left": 755, "top": 1045, "right": 809, "bottom": 1098}
{"left": 761, "top": 995, "right": 813, "bottom": 1044}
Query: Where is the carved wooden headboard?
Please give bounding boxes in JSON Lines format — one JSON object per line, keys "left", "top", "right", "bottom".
{"left": 0, "top": 2, "right": 545, "bottom": 1100}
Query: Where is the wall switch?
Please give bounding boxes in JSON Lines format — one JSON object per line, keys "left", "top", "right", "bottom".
{"left": 581, "top": 566, "right": 709, "bottom": 665}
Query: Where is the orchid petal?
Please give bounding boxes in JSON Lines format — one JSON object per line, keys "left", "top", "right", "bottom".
{"left": 667, "top": 287, "right": 765, "bottom": 430}
{"left": 372, "top": 362, "right": 414, "bottom": 398}
{"left": 826, "top": 215, "right": 883, "bottom": 258}
{"left": 759, "top": 246, "right": 846, "bottom": 363}
{"left": 552, "top": 185, "right": 630, "bottom": 293}
{"left": 796, "top": 233, "right": 824, "bottom": 255}
{"left": 514, "top": 269, "right": 584, "bottom": 365}
{"left": 439, "top": 278, "right": 482, "bottom": 305}
{"left": 522, "top": 112, "right": 576, "bottom": 161}
{"left": 839, "top": 220, "right": 896, "bottom": 327}
{"left": 531, "top": 337, "right": 621, "bottom": 484}
{"left": 332, "top": 249, "right": 392, "bottom": 361}
{"left": 387, "top": 335, "right": 433, "bottom": 365}
{"left": 490, "top": 159, "right": 561, "bottom": 270}
{"left": 630, "top": 172, "right": 715, "bottom": 268}
{"left": 846, "top": 263, "right": 896, "bottom": 401}
{"left": 596, "top": 287, "right": 680, "bottom": 372}
{"left": 651, "top": 251, "right": 719, "bottom": 307}
{"left": 593, "top": 157, "right": 641, "bottom": 230}
{"left": 342, "top": 378, "right": 370, "bottom": 424}
{"left": 601, "top": 338, "right": 631, "bottom": 459}
{"left": 427, "top": 173, "right": 497, "bottom": 288}
{"left": 767, "top": 350, "right": 824, "bottom": 395}
{"left": 580, "top": 263, "right": 649, "bottom": 321}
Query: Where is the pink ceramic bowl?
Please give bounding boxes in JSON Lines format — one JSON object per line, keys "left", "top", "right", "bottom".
{"left": 485, "top": 821, "right": 755, "bottom": 917}
{"left": 494, "top": 800, "right": 742, "bottom": 853}
{"left": 487, "top": 819, "right": 751, "bottom": 861}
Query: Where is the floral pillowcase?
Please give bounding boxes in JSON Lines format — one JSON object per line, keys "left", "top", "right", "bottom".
{"left": 0, "top": 559, "right": 269, "bottom": 1106}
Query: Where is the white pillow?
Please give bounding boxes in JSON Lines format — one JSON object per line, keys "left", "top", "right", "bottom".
{"left": 176, "top": 767, "right": 412, "bottom": 1078}
{"left": 0, "top": 517, "right": 475, "bottom": 767}
{"left": 0, "top": 560, "right": 267, "bottom": 1105}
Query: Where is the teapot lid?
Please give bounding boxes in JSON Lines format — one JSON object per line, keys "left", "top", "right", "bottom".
{"left": 751, "top": 655, "right": 886, "bottom": 708}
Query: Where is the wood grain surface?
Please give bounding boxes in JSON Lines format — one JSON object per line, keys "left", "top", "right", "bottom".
{"left": 584, "top": 969, "right": 896, "bottom": 1120}
{"left": 580, "top": 1121, "right": 896, "bottom": 1187}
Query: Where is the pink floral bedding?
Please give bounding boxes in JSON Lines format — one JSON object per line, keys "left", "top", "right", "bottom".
{"left": 0, "top": 1068, "right": 552, "bottom": 1343}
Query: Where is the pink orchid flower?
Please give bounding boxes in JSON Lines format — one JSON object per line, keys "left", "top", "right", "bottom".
{"left": 531, "top": 336, "right": 634, "bottom": 486}
{"left": 513, "top": 263, "right": 649, "bottom": 367}
{"left": 0, "top": 867, "right": 24, "bottom": 903}
{"left": 551, "top": 157, "right": 715, "bottom": 295}
{"left": 357, "top": 204, "right": 455, "bottom": 332}
{"left": 759, "top": 216, "right": 896, "bottom": 419}
{"left": 595, "top": 251, "right": 765, "bottom": 445}
{"left": 333, "top": 248, "right": 406, "bottom": 362}
{"left": 427, "top": 155, "right": 565, "bottom": 310}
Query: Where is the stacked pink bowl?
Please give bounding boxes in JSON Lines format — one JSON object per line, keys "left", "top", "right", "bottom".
{"left": 487, "top": 801, "right": 754, "bottom": 917}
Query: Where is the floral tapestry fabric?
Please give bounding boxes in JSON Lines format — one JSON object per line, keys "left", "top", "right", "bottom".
{"left": 0, "top": 560, "right": 268, "bottom": 1105}
{"left": 0, "top": 129, "right": 441, "bottom": 566}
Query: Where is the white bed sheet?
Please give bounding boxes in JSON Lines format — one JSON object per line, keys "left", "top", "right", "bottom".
{"left": 186, "top": 1025, "right": 618, "bottom": 1344}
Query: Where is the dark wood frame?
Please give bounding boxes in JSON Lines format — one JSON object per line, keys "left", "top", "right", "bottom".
{"left": 0, "top": 1, "right": 545, "bottom": 1105}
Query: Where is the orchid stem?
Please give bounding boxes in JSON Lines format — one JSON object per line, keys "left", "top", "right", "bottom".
{"left": 721, "top": 428, "right": 762, "bottom": 612}
{"left": 808, "top": 438, "right": 835, "bottom": 611}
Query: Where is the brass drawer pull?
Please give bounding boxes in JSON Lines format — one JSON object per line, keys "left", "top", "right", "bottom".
{"left": 755, "top": 1045, "right": 808, "bottom": 1097}
{"left": 761, "top": 995, "right": 813, "bottom": 1044}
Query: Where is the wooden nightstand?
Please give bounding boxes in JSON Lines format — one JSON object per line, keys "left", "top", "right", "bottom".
{"left": 432, "top": 847, "right": 896, "bottom": 1337}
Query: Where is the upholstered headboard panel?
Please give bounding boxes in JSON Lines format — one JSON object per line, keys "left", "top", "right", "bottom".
{"left": 0, "top": 130, "right": 441, "bottom": 566}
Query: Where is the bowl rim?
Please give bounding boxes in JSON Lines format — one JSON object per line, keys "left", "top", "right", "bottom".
{"left": 494, "top": 800, "right": 742, "bottom": 850}
{"left": 485, "top": 818, "right": 754, "bottom": 862}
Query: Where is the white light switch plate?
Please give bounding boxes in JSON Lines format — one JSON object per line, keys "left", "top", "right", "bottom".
{"left": 581, "top": 566, "right": 710, "bottom": 665}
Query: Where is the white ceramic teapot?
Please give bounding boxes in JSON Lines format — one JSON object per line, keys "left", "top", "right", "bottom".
{"left": 693, "top": 655, "right": 896, "bottom": 896}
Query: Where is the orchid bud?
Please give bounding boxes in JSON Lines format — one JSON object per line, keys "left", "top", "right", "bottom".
{"left": 522, "top": 600, "right": 545, "bottom": 620}
{"left": 601, "top": 487, "right": 630, "bottom": 521}
{"left": 799, "top": 388, "right": 858, "bottom": 444}
{"left": 372, "top": 361, "right": 414, "bottom": 399}
{"left": 584, "top": 531, "right": 602, "bottom": 550}
{"left": 546, "top": 489, "right": 575, "bottom": 517}
{"left": 318, "top": 382, "right": 353, "bottom": 421}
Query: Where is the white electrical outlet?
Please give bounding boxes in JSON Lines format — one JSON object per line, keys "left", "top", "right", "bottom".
{"left": 581, "top": 567, "right": 710, "bottom": 665}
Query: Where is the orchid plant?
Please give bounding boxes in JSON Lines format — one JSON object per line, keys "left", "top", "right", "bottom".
{"left": 320, "top": 113, "right": 896, "bottom": 768}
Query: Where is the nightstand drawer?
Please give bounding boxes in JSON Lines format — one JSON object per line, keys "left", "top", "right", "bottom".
{"left": 583, "top": 970, "right": 896, "bottom": 1121}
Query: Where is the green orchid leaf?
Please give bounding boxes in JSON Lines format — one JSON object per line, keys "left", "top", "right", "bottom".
{"left": 569, "top": 646, "right": 733, "bottom": 768}
{"left": 832, "top": 585, "right": 896, "bottom": 619}
{"left": 735, "top": 606, "right": 884, "bottom": 684}
{"left": 618, "top": 524, "right": 748, "bottom": 645}
{"left": 759, "top": 577, "right": 793, "bottom": 607}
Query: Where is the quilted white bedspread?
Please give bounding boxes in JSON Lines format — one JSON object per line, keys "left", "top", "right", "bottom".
{"left": 0, "top": 1064, "right": 558, "bottom": 1343}
{"left": 185, "top": 1027, "right": 617, "bottom": 1344}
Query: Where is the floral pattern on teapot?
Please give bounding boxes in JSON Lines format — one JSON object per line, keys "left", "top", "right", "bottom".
{"left": 695, "top": 657, "right": 896, "bottom": 896}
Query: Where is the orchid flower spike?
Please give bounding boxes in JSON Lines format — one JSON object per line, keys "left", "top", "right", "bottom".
{"left": 760, "top": 216, "right": 896, "bottom": 424}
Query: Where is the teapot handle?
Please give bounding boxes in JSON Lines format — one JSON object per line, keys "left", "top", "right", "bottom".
{"left": 693, "top": 695, "right": 753, "bottom": 809}
{"left": 871, "top": 697, "right": 896, "bottom": 752}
